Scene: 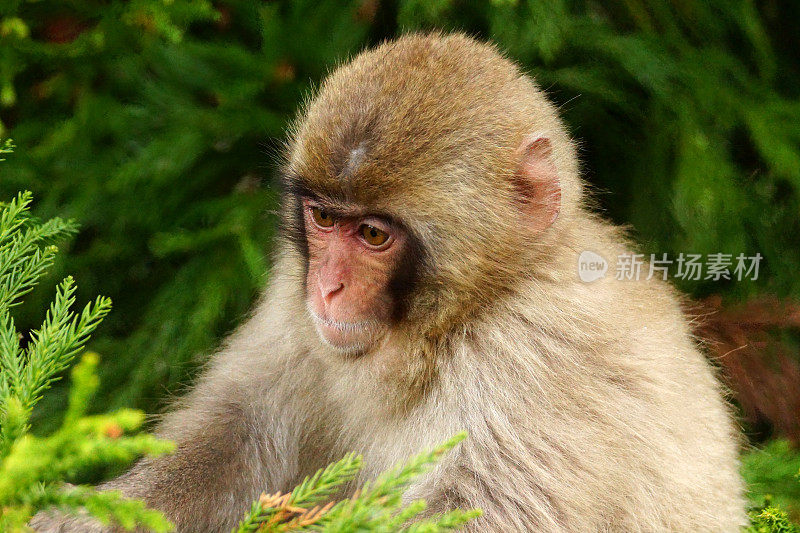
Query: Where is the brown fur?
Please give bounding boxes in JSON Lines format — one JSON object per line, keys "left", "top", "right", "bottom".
{"left": 32, "top": 33, "right": 746, "bottom": 532}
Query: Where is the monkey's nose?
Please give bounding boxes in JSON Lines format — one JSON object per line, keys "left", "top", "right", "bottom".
{"left": 320, "top": 281, "right": 344, "bottom": 303}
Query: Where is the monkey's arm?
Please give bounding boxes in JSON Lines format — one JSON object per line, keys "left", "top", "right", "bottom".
{"left": 111, "top": 381, "right": 296, "bottom": 530}
{"left": 31, "top": 345, "right": 304, "bottom": 532}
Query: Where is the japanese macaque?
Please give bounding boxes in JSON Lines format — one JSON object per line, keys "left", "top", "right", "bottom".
{"left": 33, "top": 33, "right": 746, "bottom": 532}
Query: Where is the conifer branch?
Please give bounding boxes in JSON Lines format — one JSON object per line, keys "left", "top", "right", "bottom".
{"left": 233, "top": 433, "right": 480, "bottom": 533}
{"left": 0, "top": 184, "right": 174, "bottom": 531}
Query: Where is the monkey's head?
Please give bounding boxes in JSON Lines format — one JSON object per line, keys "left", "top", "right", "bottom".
{"left": 282, "top": 33, "right": 581, "bottom": 355}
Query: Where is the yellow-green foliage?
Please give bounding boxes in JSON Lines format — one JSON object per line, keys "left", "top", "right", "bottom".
{"left": 742, "top": 440, "right": 800, "bottom": 530}
{"left": 235, "top": 433, "right": 481, "bottom": 533}
{"left": 0, "top": 186, "right": 174, "bottom": 531}
{"left": 0, "top": 354, "right": 175, "bottom": 532}
{"left": 746, "top": 504, "right": 797, "bottom": 533}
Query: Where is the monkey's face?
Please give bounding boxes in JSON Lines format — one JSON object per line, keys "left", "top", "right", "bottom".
{"left": 301, "top": 198, "right": 408, "bottom": 354}
{"left": 283, "top": 34, "right": 566, "bottom": 343}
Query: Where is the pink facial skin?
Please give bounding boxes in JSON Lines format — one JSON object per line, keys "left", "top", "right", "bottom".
{"left": 302, "top": 198, "right": 406, "bottom": 353}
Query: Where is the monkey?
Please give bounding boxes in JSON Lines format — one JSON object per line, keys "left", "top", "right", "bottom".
{"left": 32, "top": 33, "right": 746, "bottom": 532}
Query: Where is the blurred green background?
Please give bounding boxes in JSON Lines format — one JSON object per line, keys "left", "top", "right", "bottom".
{"left": 1, "top": 0, "right": 799, "bottom": 518}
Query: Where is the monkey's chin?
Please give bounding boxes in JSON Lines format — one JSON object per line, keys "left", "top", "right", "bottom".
{"left": 310, "top": 314, "right": 380, "bottom": 355}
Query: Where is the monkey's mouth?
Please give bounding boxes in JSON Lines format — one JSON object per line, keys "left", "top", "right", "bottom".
{"left": 312, "top": 312, "right": 374, "bottom": 332}
{"left": 307, "top": 308, "right": 380, "bottom": 352}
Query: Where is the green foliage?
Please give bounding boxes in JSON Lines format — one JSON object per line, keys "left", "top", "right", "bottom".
{"left": 0, "top": 354, "right": 175, "bottom": 532}
{"left": 743, "top": 440, "right": 800, "bottom": 525}
{"left": 0, "top": 138, "right": 13, "bottom": 160}
{"left": 746, "top": 503, "right": 797, "bottom": 533}
{"left": 235, "top": 433, "right": 480, "bottom": 532}
{"left": 0, "top": 186, "right": 173, "bottom": 531}
{"left": 0, "top": 190, "right": 99, "bottom": 454}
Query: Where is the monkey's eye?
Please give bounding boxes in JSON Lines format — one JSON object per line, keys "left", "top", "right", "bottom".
{"left": 360, "top": 224, "right": 390, "bottom": 247}
{"left": 310, "top": 206, "right": 334, "bottom": 228}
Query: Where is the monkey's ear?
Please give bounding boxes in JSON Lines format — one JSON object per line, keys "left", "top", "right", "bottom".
{"left": 515, "top": 133, "right": 561, "bottom": 233}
